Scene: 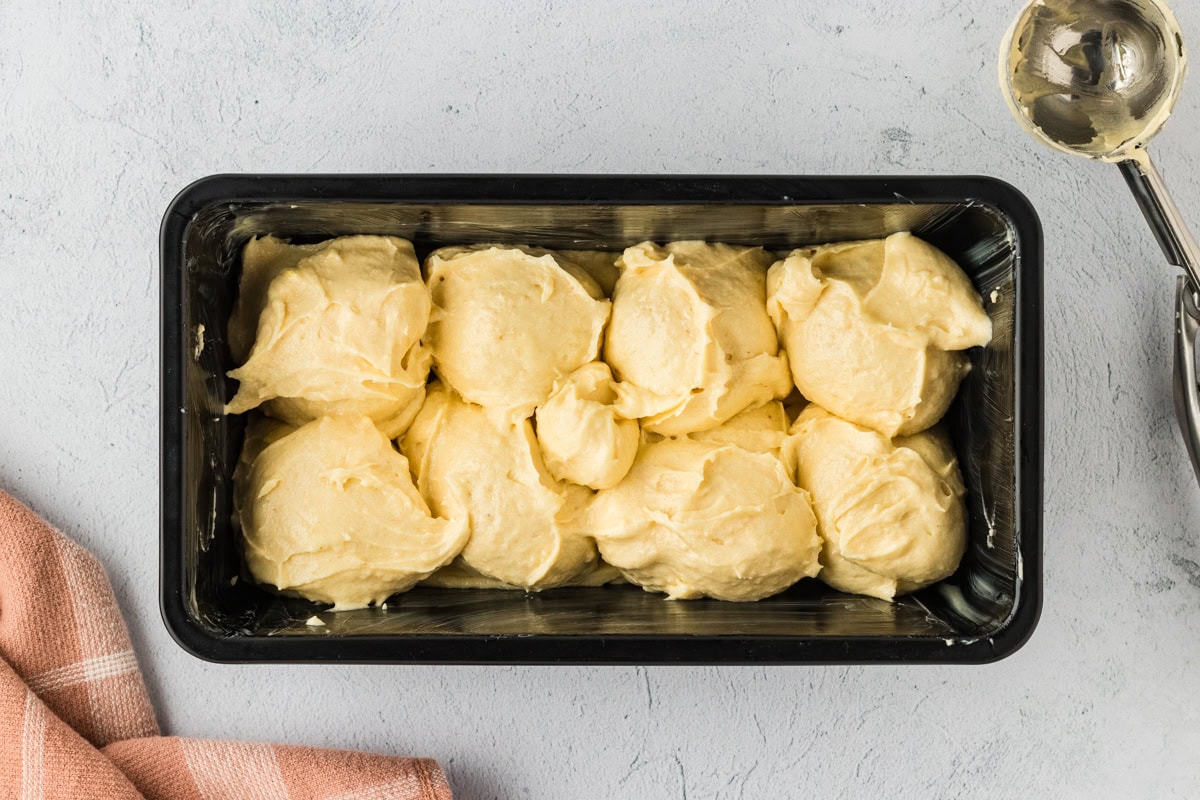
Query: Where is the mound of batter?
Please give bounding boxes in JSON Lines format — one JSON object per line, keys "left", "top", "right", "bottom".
{"left": 767, "top": 232, "right": 991, "bottom": 437}
{"left": 423, "top": 245, "right": 611, "bottom": 419}
{"left": 535, "top": 362, "right": 639, "bottom": 490}
{"left": 784, "top": 404, "right": 968, "bottom": 600}
{"left": 587, "top": 438, "right": 822, "bottom": 601}
{"left": 605, "top": 241, "right": 792, "bottom": 436}
{"left": 401, "top": 381, "right": 599, "bottom": 589}
{"left": 227, "top": 235, "right": 432, "bottom": 438}
{"left": 239, "top": 415, "right": 468, "bottom": 610}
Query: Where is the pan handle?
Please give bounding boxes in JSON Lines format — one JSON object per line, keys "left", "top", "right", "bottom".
{"left": 1173, "top": 276, "right": 1200, "bottom": 486}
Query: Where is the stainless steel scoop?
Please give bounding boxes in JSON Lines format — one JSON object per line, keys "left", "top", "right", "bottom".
{"left": 1000, "top": 0, "right": 1200, "bottom": 484}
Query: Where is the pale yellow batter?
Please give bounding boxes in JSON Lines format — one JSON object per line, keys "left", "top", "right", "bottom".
{"left": 227, "top": 235, "right": 325, "bottom": 363}
{"left": 239, "top": 415, "right": 468, "bottom": 610}
{"left": 423, "top": 245, "right": 611, "bottom": 419}
{"left": 685, "top": 399, "right": 790, "bottom": 457}
{"left": 587, "top": 438, "right": 822, "bottom": 601}
{"left": 225, "top": 230, "right": 985, "bottom": 607}
{"left": 226, "top": 236, "right": 432, "bottom": 438}
{"left": 401, "top": 381, "right": 600, "bottom": 589}
{"left": 767, "top": 232, "right": 991, "bottom": 437}
{"left": 605, "top": 241, "right": 793, "bottom": 436}
{"left": 784, "top": 405, "right": 968, "bottom": 600}
{"left": 231, "top": 413, "right": 295, "bottom": 524}
{"left": 535, "top": 362, "right": 639, "bottom": 490}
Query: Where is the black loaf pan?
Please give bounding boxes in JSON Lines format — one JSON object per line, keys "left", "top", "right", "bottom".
{"left": 160, "top": 175, "right": 1043, "bottom": 664}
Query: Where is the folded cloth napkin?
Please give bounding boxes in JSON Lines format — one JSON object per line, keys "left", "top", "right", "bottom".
{"left": 0, "top": 491, "right": 452, "bottom": 800}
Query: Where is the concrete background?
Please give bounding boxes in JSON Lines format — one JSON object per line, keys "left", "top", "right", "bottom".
{"left": 3, "top": 0, "right": 1200, "bottom": 796}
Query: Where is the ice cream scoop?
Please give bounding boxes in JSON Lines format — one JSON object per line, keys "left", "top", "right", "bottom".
{"left": 1002, "top": 0, "right": 1198, "bottom": 283}
{"left": 1002, "top": 0, "right": 1200, "bottom": 485}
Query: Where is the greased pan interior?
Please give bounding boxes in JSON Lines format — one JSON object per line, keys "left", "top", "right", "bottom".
{"left": 160, "top": 175, "right": 1042, "bottom": 664}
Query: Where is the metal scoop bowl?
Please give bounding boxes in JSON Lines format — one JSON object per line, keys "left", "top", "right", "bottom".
{"left": 1000, "top": 0, "right": 1200, "bottom": 483}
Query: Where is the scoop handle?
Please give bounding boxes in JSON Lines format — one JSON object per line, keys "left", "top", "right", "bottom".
{"left": 1174, "top": 276, "right": 1200, "bottom": 487}
{"left": 1119, "top": 154, "right": 1200, "bottom": 289}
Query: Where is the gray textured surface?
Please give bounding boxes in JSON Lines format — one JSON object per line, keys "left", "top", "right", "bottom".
{"left": 2, "top": 0, "right": 1200, "bottom": 797}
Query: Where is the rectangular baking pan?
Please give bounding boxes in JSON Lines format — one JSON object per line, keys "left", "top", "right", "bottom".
{"left": 160, "top": 174, "right": 1042, "bottom": 664}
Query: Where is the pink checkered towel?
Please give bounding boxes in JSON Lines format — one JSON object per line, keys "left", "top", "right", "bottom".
{"left": 0, "top": 490, "right": 451, "bottom": 799}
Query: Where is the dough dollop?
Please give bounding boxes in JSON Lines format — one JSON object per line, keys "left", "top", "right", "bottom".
{"left": 239, "top": 415, "right": 468, "bottom": 610}
{"left": 401, "top": 381, "right": 600, "bottom": 589}
{"left": 226, "top": 236, "right": 432, "bottom": 438}
{"left": 423, "top": 245, "right": 611, "bottom": 419}
{"left": 535, "top": 362, "right": 639, "bottom": 490}
{"left": 767, "top": 232, "right": 992, "bottom": 437}
{"left": 587, "top": 438, "right": 822, "bottom": 601}
{"left": 783, "top": 404, "right": 968, "bottom": 600}
{"left": 605, "top": 241, "right": 793, "bottom": 436}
